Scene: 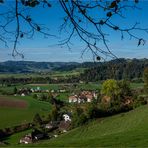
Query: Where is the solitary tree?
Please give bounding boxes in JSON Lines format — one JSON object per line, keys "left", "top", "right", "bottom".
{"left": 101, "top": 79, "right": 120, "bottom": 99}
{"left": 0, "top": 0, "right": 147, "bottom": 59}
{"left": 33, "top": 113, "right": 42, "bottom": 123}
{"left": 13, "top": 86, "right": 17, "bottom": 94}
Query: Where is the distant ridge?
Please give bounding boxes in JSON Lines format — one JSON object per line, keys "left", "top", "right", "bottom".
{"left": 0, "top": 61, "right": 94, "bottom": 73}
{"left": 0, "top": 58, "right": 147, "bottom": 74}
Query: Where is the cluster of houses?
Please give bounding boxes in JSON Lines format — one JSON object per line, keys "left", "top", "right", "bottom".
{"left": 16, "top": 87, "right": 67, "bottom": 97}
{"left": 16, "top": 86, "right": 98, "bottom": 104}
{"left": 68, "top": 91, "right": 97, "bottom": 103}
{"left": 16, "top": 87, "right": 42, "bottom": 97}
{"left": 20, "top": 114, "right": 71, "bottom": 144}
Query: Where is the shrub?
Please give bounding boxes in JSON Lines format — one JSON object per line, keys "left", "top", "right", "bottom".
{"left": 33, "top": 113, "right": 42, "bottom": 126}
{"left": 32, "top": 93, "right": 38, "bottom": 99}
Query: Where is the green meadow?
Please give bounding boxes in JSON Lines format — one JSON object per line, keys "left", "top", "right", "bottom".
{"left": 5, "top": 104, "right": 148, "bottom": 147}
{"left": 0, "top": 95, "right": 51, "bottom": 129}
{"left": 33, "top": 105, "right": 148, "bottom": 147}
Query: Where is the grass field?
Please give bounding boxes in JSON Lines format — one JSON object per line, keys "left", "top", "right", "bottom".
{"left": 0, "top": 81, "right": 146, "bottom": 147}
{"left": 0, "top": 82, "right": 144, "bottom": 94}
{"left": 0, "top": 95, "right": 51, "bottom": 129}
{"left": 32, "top": 104, "right": 148, "bottom": 147}
{"left": 0, "top": 68, "right": 84, "bottom": 79}
{"left": 6, "top": 103, "right": 148, "bottom": 147}
{"left": 27, "top": 82, "right": 144, "bottom": 90}
{"left": 130, "top": 82, "right": 144, "bottom": 89}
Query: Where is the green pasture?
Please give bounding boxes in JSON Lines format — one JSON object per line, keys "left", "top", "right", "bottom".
{"left": 0, "top": 95, "right": 51, "bottom": 129}
{"left": 33, "top": 105, "right": 148, "bottom": 147}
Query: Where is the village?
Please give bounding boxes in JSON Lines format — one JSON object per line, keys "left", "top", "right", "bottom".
{"left": 13, "top": 86, "right": 99, "bottom": 144}
{"left": 15, "top": 86, "right": 98, "bottom": 103}
{"left": 9, "top": 80, "right": 136, "bottom": 145}
{"left": 19, "top": 113, "right": 71, "bottom": 144}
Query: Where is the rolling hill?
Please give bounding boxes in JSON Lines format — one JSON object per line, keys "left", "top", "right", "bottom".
{"left": 34, "top": 105, "right": 148, "bottom": 147}
{"left": 0, "top": 61, "right": 79, "bottom": 73}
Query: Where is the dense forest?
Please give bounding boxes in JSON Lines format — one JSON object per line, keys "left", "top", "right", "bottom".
{"left": 80, "top": 58, "right": 148, "bottom": 82}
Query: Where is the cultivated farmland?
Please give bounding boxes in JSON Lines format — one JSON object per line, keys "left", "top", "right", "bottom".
{"left": 0, "top": 95, "right": 51, "bottom": 129}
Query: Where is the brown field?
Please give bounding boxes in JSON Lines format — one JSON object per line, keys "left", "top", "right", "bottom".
{"left": 0, "top": 97, "right": 27, "bottom": 109}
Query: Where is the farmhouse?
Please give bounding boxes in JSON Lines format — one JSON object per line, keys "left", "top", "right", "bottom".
{"left": 69, "top": 91, "right": 97, "bottom": 103}
{"left": 63, "top": 114, "right": 71, "bottom": 122}
{"left": 18, "top": 88, "right": 31, "bottom": 96}
{"left": 20, "top": 134, "right": 32, "bottom": 144}
{"left": 69, "top": 95, "right": 78, "bottom": 103}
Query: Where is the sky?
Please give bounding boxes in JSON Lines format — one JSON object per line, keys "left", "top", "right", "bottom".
{"left": 0, "top": 1, "right": 148, "bottom": 62}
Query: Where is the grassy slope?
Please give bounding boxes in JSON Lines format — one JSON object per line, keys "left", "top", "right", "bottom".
{"left": 0, "top": 96, "right": 51, "bottom": 129}
{"left": 4, "top": 129, "right": 32, "bottom": 145}
{"left": 34, "top": 105, "right": 148, "bottom": 147}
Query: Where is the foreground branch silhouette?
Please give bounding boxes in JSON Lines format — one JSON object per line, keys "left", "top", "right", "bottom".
{"left": 0, "top": 0, "right": 147, "bottom": 60}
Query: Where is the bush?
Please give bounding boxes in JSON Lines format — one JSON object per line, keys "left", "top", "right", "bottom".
{"left": 86, "top": 104, "right": 99, "bottom": 119}
{"left": 13, "top": 87, "right": 17, "bottom": 94}
{"left": 50, "top": 105, "right": 58, "bottom": 121}
{"left": 71, "top": 106, "right": 88, "bottom": 128}
{"left": 72, "top": 113, "right": 87, "bottom": 128}
{"left": 133, "top": 95, "right": 148, "bottom": 108}
{"left": 32, "top": 94, "right": 38, "bottom": 99}
{"left": 33, "top": 113, "right": 42, "bottom": 126}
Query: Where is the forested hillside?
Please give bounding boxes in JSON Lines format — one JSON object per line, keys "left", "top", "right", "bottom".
{"left": 80, "top": 59, "right": 148, "bottom": 81}
{"left": 0, "top": 59, "right": 147, "bottom": 83}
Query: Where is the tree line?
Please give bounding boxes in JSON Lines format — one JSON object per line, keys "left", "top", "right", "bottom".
{"left": 80, "top": 58, "right": 148, "bottom": 82}
{"left": 0, "top": 59, "right": 147, "bottom": 85}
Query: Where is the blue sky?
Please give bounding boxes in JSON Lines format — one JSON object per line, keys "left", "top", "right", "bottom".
{"left": 0, "top": 1, "right": 148, "bottom": 62}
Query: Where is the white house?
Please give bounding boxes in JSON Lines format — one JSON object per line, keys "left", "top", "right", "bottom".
{"left": 30, "top": 88, "right": 35, "bottom": 93}
{"left": 63, "top": 114, "right": 71, "bottom": 122}
{"left": 20, "top": 134, "right": 32, "bottom": 144}
{"left": 21, "top": 93, "right": 25, "bottom": 97}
